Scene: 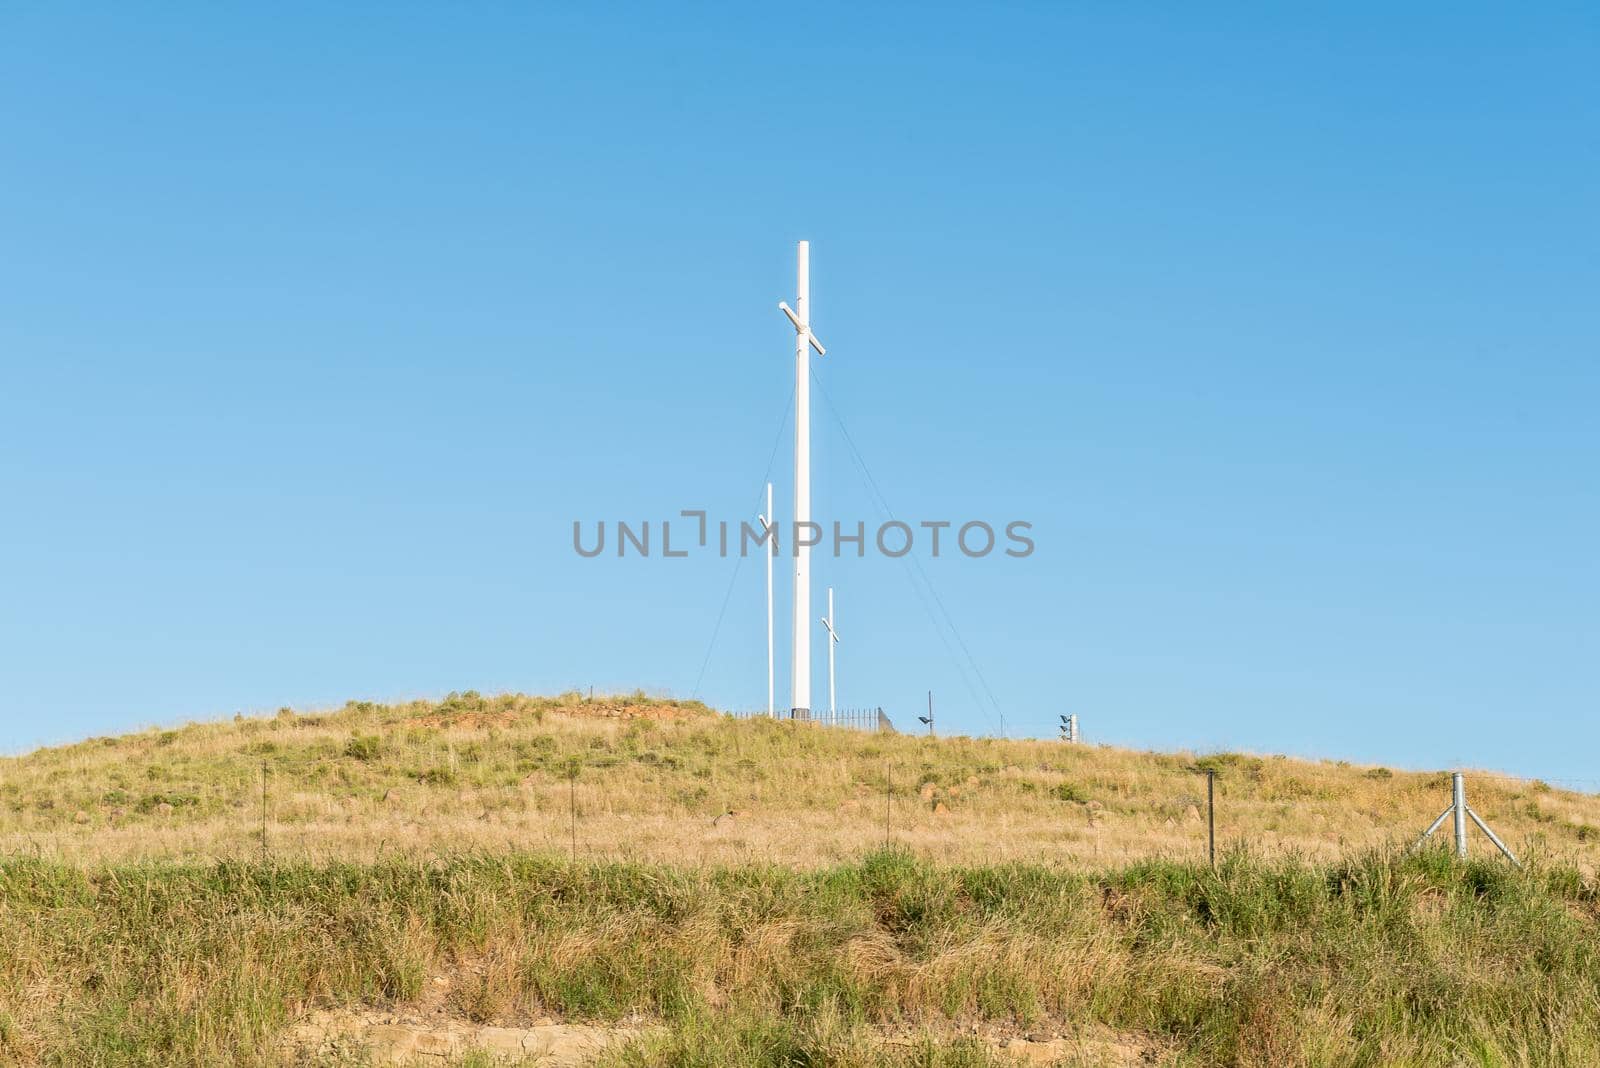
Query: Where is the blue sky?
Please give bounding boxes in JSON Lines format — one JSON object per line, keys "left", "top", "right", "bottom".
{"left": 1, "top": 6, "right": 1595, "bottom": 781}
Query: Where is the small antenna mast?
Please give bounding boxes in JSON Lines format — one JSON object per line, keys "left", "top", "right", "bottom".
{"left": 821, "top": 587, "right": 840, "bottom": 724}
{"left": 759, "top": 482, "right": 775, "bottom": 717}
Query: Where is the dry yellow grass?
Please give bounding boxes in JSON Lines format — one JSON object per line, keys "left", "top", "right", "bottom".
{"left": 3, "top": 691, "right": 1594, "bottom": 869}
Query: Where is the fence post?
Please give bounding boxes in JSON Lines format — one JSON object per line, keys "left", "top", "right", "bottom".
{"left": 885, "top": 761, "right": 893, "bottom": 846}
{"left": 1206, "top": 769, "right": 1216, "bottom": 869}
{"left": 1414, "top": 770, "right": 1520, "bottom": 867}
{"left": 1452, "top": 771, "right": 1468, "bottom": 859}
{"left": 260, "top": 762, "right": 269, "bottom": 861}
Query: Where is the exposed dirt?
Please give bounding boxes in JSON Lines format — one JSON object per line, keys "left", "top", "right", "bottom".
{"left": 889, "top": 1023, "right": 1165, "bottom": 1066}
{"left": 286, "top": 955, "right": 1160, "bottom": 1065}
{"left": 548, "top": 700, "right": 706, "bottom": 722}
{"left": 287, "top": 1007, "right": 1160, "bottom": 1066}
{"left": 285, "top": 1007, "right": 647, "bottom": 1064}
{"left": 403, "top": 700, "right": 706, "bottom": 731}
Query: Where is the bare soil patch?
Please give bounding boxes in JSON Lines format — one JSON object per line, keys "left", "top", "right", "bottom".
{"left": 287, "top": 1005, "right": 1161, "bottom": 1066}
{"left": 286, "top": 1007, "right": 646, "bottom": 1064}
{"left": 403, "top": 699, "right": 705, "bottom": 732}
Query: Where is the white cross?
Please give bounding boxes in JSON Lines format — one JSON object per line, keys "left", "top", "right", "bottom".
{"left": 778, "top": 242, "right": 828, "bottom": 717}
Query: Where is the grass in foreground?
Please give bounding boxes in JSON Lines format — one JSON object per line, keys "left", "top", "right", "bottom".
{"left": 2, "top": 848, "right": 1596, "bottom": 1067}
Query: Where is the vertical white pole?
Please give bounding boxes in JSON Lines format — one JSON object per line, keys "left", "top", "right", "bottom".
{"left": 791, "top": 241, "right": 812, "bottom": 718}
{"left": 827, "top": 586, "right": 836, "bottom": 723}
{"left": 1452, "top": 771, "right": 1468, "bottom": 858}
{"left": 765, "top": 482, "right": 774, "bottom": 718}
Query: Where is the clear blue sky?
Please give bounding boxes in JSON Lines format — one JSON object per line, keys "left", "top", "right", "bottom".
{"left": 1, "top": 6, "right": 1595, "bottom": 781}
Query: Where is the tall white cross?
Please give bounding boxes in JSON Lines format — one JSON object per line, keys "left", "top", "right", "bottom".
{"left": 821, "top": 586, "right": 839, "bottom": 723}
{"left": 779, "top": 241, "right": 826, "bottom": 718}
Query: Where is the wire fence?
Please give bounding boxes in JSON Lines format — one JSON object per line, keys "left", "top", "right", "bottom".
{"left": 727, "top": 706, "right": 896, "bottom": 733}
{"left": 7, "top": 707, "right": 1595, "bottom": 870}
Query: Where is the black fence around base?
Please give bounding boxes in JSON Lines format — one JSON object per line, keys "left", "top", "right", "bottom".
{"left": 728, "top": 706, "right": 896, "bottom": 733}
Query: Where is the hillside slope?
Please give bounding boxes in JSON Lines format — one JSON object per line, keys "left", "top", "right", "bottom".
{"left": 3, "top": 691, "right": 1594, "bottom": 868}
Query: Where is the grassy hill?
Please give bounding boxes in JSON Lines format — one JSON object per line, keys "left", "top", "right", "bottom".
{"left": 4, "top": 693, "right": 1600, "bottom": 1067}
{"left": 3, "top": 690, "right": 1597, "bottom": 868}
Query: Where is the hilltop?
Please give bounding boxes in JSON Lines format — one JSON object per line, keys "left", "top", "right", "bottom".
{"left": 3, "top": 690, "right": 1595, "bottom": 868}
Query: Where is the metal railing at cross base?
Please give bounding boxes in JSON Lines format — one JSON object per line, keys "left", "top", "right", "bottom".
{"left": 728, "top": 706, "right": 896, "bottom": 733}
